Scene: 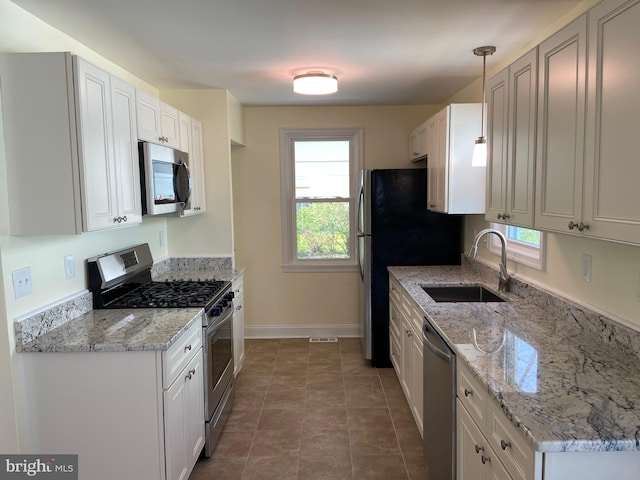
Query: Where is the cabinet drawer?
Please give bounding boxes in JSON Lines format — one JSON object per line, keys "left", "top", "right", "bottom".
{"left": 389, "top": 276, "right": 402, "bottom": 304}
{"left": 457, "top": 361, "right": 487, "bottom": 429}
{"left": 163, "top": 319, "right": 203, "bottom": 387}
{"left": 389, "top": 301, "right": 402, "bottom": 339}
{"left": 486, "top": 399, "right": 534, "bottom": 480}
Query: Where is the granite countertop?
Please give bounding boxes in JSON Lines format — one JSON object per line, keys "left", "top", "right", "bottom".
{"left": 389, "top": 263, "right": 640, "bottom": 454}
{"left": 17, "top": 308, "right": 203, "bottom": 353}
{"left": 15, "top": 265, "right": 244, "bottom": 353}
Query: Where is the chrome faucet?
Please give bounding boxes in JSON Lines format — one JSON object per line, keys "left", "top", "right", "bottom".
{"left": 468, "top": 228, "right": 511, "bottom": 292}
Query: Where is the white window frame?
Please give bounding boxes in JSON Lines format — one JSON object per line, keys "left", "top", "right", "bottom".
{"left": 280, "top": 127, "right": 363, "bottom": 272}
{"left": 489, "top": 223, "right": 546, "bottom": 271}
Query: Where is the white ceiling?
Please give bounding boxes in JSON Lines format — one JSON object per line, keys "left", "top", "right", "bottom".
{"left": 10, "top": 0, "right": 585, "bottom": 106}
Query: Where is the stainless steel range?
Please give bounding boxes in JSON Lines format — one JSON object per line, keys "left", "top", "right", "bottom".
{"left": 87, "top": 243, "right": 235, "bottom": 458}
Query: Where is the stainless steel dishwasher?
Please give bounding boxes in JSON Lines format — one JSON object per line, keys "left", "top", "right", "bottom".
{"left": 422, "top": 316, "right": 456, "bottom": 480}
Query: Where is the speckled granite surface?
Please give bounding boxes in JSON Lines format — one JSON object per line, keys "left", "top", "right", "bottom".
{"left": 16, "top": 308, "right": 203, "bottom": 352}
{"left": 389, "top": 262, "right": 640, "bottom": 453}
{"left": 14, "top": 256, "right": 242, "bottom": 351}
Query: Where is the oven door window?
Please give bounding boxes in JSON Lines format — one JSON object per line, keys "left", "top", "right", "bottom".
{"left": 208, "top": 317, "right": 233, "bottom": 390}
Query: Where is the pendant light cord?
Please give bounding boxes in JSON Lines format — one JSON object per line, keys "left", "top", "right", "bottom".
{"left": 480, "top": 53, "right": 486, "bottom": 139}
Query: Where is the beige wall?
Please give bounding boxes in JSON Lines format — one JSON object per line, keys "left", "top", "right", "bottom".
{"left": 231, "top": 105, "right": 440, "bottom": 334}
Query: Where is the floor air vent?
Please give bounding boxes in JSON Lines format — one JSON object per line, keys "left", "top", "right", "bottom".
{"left": 309, "top": 337, "right": 338, "bottom": 343}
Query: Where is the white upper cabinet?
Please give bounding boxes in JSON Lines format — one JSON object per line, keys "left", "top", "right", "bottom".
{"left": 583, "top": 0, "right": 640, "bottom": 244}
{"left": 136, "top": 89, "right": 180, "bottom": 149}
{"left": 486, "top": 49, "right": 537, "bottom": 228}
{"left": 181, "top": 117, "right": 206, "bottom": 216}
{"left": 0, "top": 52, "right": 141, "bottom": 234}
{"left": 426, "top": 104, "right": 485, "bottom": 214}
{"left": 409, "top": 120, "right": 428, "bottom": 162}
{"left": 534, "top": 15, "right": 587, "bottom": 234}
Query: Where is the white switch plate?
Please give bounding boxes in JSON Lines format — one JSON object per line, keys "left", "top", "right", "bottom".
{"left": 64, "top": 255, "right": 75, "bottom": 280}
{"left": 581, "top": 254, "right": 592, "bottom": 283}
{"left": 12, "top": 267, "right": 32, "bottom": 298}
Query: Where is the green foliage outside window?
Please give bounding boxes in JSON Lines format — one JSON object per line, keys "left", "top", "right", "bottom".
{"left": 296, "top": 202, "right": 350, "bottom": 259}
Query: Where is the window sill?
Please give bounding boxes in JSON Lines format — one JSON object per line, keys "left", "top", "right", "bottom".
{"left": 282, "top": 263, "right": 359, "bottom": 273}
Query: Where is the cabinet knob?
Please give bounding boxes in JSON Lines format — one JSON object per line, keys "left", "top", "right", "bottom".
{"left": 464, "top": 388, "right": 473, "bottom": 397}
{"left": 500, "top": 439, "right": 512, "bottom": 450}
{"left": 184, "top": 344, "right": 192, "bottom": 352}
{"left": 236, "top": 305, "right": 242, "bottom": 311}
{"left": 474, "top": 444, "right": 484, "bottom": 454}
{"left": 497, "top": 213, "right": 510, "bottom": 220}
{"left": 481, "top": 455, "right": 491, "bottom": 465}
{"left": 186, "top": 368, "right": 196, "bottom": 380}
{"left": 568, "top": 221, "right": 590, "bottom": 232}
{"left": 406, "top": 329, "right": 413, "bottom": 337}
{"left": 122, "top": 216, "right": 127, "bottom": 223}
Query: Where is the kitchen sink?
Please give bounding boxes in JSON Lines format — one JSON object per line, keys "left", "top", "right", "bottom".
{"left": 422, "top": 285, "right": 506, "bottom": 303}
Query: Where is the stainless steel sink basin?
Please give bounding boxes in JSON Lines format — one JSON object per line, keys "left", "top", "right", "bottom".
{"left": 422, "top": 285, "right": 506, "bottom": 303}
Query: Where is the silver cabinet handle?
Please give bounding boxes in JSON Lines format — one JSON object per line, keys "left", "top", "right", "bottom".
{"left": 186, "top": 368, "right": 196, "bottom": 380}
{"left": 481, "top": 455, "right": 491, "bottom": 464}
{"left": 500, "top": 439, "right": 512, "bottom": 450}
{"left": 184, "top": 344, "right": 192, "bottom": 352}
{"left": 464, "top": 388, "right": 473, "bottom": 397}
{"left": 497, "top": 213, "right": 510, "bottom": 220}
{"left": 475, "top": 444, "right": 484, "bottom": 454}
{"left": 406, "top": 329, "right": 413, "bottom": 337}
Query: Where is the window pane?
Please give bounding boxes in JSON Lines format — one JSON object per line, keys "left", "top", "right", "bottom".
{"left": 296, "top": 202, "right": 350, "bottom": 259}
{"left": 294, "top": 141, "right": 350, "bottom": 199}
{"left": 506, "top": 226, "right": 540, "bottom": 246}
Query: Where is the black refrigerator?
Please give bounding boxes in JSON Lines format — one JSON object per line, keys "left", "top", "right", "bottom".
{"left": 357, "top": 168, "right": 463, "bottom": 367}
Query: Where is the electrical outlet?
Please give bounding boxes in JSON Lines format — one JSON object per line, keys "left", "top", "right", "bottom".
{"left": 581, "top": 254, "right": 592, "bottom": 283}
{"left": 64, "top": 255, "right": 75, "bottom": 280}
{"left": 12, "top": 267, "right": 32, "bottom": 298}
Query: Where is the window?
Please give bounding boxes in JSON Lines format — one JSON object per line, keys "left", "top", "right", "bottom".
{"left": 280, "top": 128, "right": 363, "bottom": 272}
{"left": 489, "top": 223, "right": 545, "bottom": 270}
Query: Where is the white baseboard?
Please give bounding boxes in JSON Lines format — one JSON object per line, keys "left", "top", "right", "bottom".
{"left": 244, "top": 324, "right": 360, "bottom": 339}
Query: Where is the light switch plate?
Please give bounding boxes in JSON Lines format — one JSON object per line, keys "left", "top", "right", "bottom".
{"left": 12, "top": 267, "right": 32, "bottom": 298}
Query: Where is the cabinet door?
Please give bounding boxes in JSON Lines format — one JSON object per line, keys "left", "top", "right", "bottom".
{"left": 410, "top": 121, "right": 428, "bottom": 161}
{"left": 185, "top": 351, "right": 205, "bottom": 473}
{"left": 164, "top": 351, "right": 204, "bottom": 480}
{"left": 136, "top": 89, "right": 162, "bottom": 144}
{"left": 233, "top": 275, "right": 245, "bottom": 375}
{"left": 111, "top": 76, "right": 142, "bottom": 226}
{"left": 535, "top": 15, "right": 587, "bottom": 234}
{"left": 427, "top": 108, "right": 448, "bottom": 212}
{"left": 160, "top": 102, "right": 181, "bottom": 149}
{"left": 179, "top": 111, "right": 192, "bottom": 153}
{"left": 506, "top": 49, "right": 537, "bottom": 228}
{"left": 181, "top": 118, "right": 206, "bottom": 216}
{"left": 75, "top": 58, "right": 118, "bottom": 232}
{"left": 411, "top": 332, "right": 423, "bottom": 437}
{"left": 486, "top": 67, "right": 510, "bottom": 223}
{"left": 400, "top": 315, "right": 414, "bottom": 401}
{"left": 583, "top": 0, "right": 640, "bottom": 244}
{"left": 457, "top": 400, "right": 491, "bottom": 480}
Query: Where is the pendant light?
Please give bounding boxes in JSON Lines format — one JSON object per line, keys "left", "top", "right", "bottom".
{"left": 472, "top": 46, "right": 496, "bottom": 167}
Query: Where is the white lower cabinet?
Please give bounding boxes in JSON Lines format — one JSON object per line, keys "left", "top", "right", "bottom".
{"left": 232, "top": 273, "right": 245, "bottom": 375}
{"left": 20, "top": 319, "right": 205, "bottom": 480}
{"left": 389, "top": 275, "right": 424, "bottom": 437}
{"left": 456, "top": 361, "right": 640, "bottom": 480}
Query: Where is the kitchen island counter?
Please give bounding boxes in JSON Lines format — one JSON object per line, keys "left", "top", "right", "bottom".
{"left": 389, "top": 262, "right": 640, "bottom": 454}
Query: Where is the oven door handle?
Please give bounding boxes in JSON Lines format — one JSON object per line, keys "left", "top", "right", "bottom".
{"left": 206, "top": 304, "right": 234, "bottom": 335}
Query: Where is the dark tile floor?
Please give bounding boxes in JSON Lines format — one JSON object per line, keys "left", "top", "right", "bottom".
{"left": 188, "top": 337, "right": 429, "bottom": 480}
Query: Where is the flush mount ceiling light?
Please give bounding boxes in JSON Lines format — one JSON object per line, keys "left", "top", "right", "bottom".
{"left": 472, "top": 46, "right": 496, "bottom": 167}
{"left": 293, "top": 72, "right": 338, "bottom": 95}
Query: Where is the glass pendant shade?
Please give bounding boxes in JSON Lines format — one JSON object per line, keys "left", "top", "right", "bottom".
{"left": 472, "top": 137, "right": 487, "bottom": 167}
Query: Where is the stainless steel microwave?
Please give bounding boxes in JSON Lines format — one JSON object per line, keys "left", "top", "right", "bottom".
{"left": 139, "top": 141, "right": 191, "bottom": 215}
